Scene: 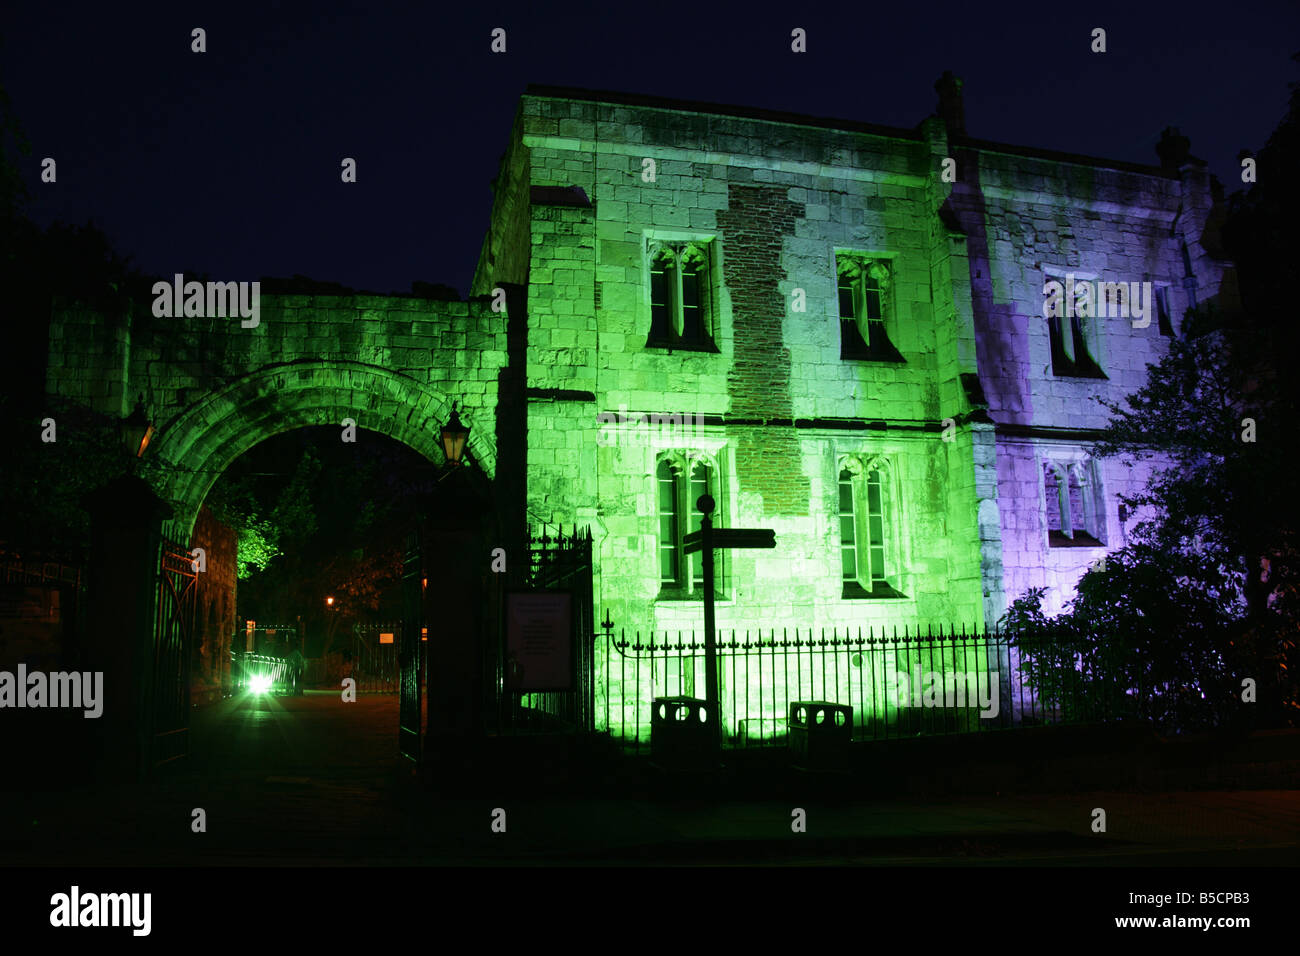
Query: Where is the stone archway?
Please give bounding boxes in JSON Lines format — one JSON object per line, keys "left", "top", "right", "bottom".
{"left": 141, "top": 360, "right": 497, "bottom": 535}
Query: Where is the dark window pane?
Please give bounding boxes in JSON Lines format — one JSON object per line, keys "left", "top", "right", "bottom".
{"left": 681, "top": 267, "right": 700, "bottom": 308}
{"left": 839, "top": 515, "right": 856, "bottom": 544}
{"left": 1071, "top": 317, "right": 1091, "bottom": 362}
{"left": 650, "top": 264, "right": 671, "bottom": 340}
{"left": 681, "top": 267, "right": 702, "bottom": 341}
{"left": 838, "top": 481, "right": 854, "bottom": 513}
{"left": 842, "top": 547, "right": 856, "bottom": 579}
{"left": 863, "top": 285, "right": 882, "bottom": 322}
{"left": 866, "top": 477, "right": 882, "bottom": 515}
{"left": 838, "top": 282, "right": 855, "bottom": 319}
{"left": 1045, "top": 469, "right": 1061, "bottom": 531}
{"left": 1068, "top": 477, "right": 1086, "bottom": 529}
{"left": 1048, "top": 316, "right": 1068, "bottom": 373}
{"left": 869, "top": 545, "right": 885, "bottom": 581}
{"left": 841, "top": 319, "right": 868, "bottom": 356}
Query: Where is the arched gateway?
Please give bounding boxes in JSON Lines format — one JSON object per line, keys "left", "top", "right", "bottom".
{"left": 45, "top": 289, "right": 529, "bottom": 779}
{"left": 47, "top": 291, "right": 509, "bottom": 533}
{"left": 148, "top": 360, "right": 498, "bottom": 536}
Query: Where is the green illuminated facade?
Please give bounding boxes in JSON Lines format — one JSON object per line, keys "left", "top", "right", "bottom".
{"left": 473, "top": 87, "right": 993, "bottom": 640}
{"left": 467, "top": 83, "right": 1232, "bottom": 739}
{"left": 46, "top": 78, "right": 1235, "bottom": 742}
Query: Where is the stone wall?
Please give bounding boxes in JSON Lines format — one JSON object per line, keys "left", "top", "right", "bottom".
{"left": 48, "top": 292, "right": 510, "bottom": 533}
{"left": 189, "top": 504, "right": 237, "bottom": 703}
{"left": 512, "top": 92, "right": 990, "bottom": 660}
{"left": 948, "top": 139, "right": 1232, "bottom": 612}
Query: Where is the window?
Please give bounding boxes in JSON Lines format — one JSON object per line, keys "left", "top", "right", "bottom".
{"left": 1044, "top": 275, "right": 1106, "bottom": 378}
{"left": 1154, "top": 286, "right": 1174, "bottom": 337}
{"left": 838, "top": 456, "right": 906, "bottom": 598}
{"left": 1044, "top": 460, "right": 1105, "bottom": 547}
{"left": 837, "top": 257, "right": 904, "bottom": 362}
{"left": 647, "top": 241, "right": 716, "bottom": 351}
{"left": 656, "top": 454, "right": 724, "bottom": 598}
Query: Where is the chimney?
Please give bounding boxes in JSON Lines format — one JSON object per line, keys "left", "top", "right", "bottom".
{"left": 935, "top": 71, "right": 965, "bottom": 137}
{"left": 1156, "top": 126, "right": 1191, "bottom": 170}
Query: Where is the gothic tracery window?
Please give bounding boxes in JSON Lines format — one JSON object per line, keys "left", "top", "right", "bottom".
{"left": 1044, "top": 459, "right": 1105, "bottom": 546}
{"left": 1044, "top": 274, "right": 1106, "bottom": 378}
{"left": 648, "top": 241, "right": 715, "bottom": 350}
{"left": 656, "top": 452, "right": 725, "bottom": 597}
{"left": 837, "top": 256, "right": 904, "bottom": 362}
{"left": 839, "top": 455, "right": 906, "bottom": 598}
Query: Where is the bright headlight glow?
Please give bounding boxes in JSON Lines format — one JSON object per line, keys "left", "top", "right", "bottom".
{"left": 250, "top": 674, "right": 272, "bottom": 694}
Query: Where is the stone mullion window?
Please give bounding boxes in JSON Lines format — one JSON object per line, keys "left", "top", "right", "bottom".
{"left": 656, "top": 453, "right": 724, "bottom": 600}
{"left": 839, "top": 456, "right": 906, "bottom": 599}
{"left": 1045, "top": 459, "right": 1105, "bottom": 547}
{"left": 646, "top": 241, "right": 715, "bottom": 351}
{"left": 837, "top": 256, "right": 904, "bottom": 363}
{"left": 1045, "top": 274, "right": 1106, "bottom": 379}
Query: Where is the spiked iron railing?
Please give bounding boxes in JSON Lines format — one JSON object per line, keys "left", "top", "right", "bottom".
{"left": 599, "top": 621, "right": 1135, "bottom": 751}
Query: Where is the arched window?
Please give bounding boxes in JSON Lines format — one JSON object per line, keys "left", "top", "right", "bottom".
{"left": 838, "top": 456, "right": 905, "bottom": 598}
{"left": 1044, "top": 274, "right": 1106, "bottom": 378}
{"left": 646, "top": 241, "right": 716, "bottom": 351}
{"left": 656, "top": 453, "right": 724, "bottom": 598}
{"left": 1044, "top": 458, "right": 1105, "bottom": 547}
{"left": 836, "top": 256, "right": 903, "bottom": 363}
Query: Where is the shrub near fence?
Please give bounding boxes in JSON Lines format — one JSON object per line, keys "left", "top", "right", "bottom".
{"left": 599, "top": 623, "right": 1129, "bottom": 752}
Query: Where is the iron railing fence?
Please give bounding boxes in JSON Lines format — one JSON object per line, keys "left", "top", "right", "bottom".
{"left": 600, "top": 622, "right": 1138, "bottom": 752}
{"left": 231, "top": 650, "right": 296, "bottom": 693}
{"left": 295, "top": 623, "right": 403, "bottom": 694}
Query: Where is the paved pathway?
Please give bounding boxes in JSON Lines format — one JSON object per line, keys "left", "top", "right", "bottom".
{"left": 4, "top": 691, "right": 1298, "bottom": 865}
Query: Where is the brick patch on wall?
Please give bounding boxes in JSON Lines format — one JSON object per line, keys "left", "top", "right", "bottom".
{"left": 717, "top": 183, "right": 811, "bottom": 516}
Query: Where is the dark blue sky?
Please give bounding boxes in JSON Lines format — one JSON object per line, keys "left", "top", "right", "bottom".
{"left": 4, "top": 1, "right": 1296, "bottom": 297}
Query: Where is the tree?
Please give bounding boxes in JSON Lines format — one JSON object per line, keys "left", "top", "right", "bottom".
{"left": 1005, "top": 308, "right": 1299, "bottom": 731}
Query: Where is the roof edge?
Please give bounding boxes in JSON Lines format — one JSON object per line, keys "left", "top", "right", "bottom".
{"left": 523, "top": 84, "right": 923, "bottom": 142}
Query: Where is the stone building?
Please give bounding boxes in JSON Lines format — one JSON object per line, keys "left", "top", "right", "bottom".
{"left": 472, "top": 76, "right": 1236, "bottom": 639}
{"left": 44, "top": 75, "right": 1237, "bottom": 743}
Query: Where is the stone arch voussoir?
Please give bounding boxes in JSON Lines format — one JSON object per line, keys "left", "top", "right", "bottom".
{"left": 144, "top": 361, "right": 495, "bottom": 535}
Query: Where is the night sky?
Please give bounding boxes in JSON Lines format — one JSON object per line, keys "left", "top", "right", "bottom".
{"left": 4, "top": 1, "right": 1296, "bottom": 298}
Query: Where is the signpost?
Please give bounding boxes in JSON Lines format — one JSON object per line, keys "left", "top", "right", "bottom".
{"left": 683, "top": 494, "right": 776, "bottom": 754}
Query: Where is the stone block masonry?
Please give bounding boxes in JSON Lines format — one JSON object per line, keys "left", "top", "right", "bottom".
{"left": 47, "top": 291, "right": 510, "bottom": 536}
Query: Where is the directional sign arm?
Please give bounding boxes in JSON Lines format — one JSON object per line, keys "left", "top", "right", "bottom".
{"left": 684, "top": 528, "right": 776, "bottom": 554}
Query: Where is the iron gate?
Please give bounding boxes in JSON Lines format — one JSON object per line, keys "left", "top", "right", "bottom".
{"left": 399, "top": 529, "right": 422, "bottom": 761}
{"left": 152, "top": 536, "right": 198, "bottom": 768}
{"left": 501, "top": 525, "right": 595, "bottom": 733}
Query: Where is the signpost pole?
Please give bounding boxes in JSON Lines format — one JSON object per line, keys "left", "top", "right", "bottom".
{"left": 683, "top": 501, "right": 775, "bottom": 764}
{"left": 698, "top": 495, "right": 720, "bottom": 757}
